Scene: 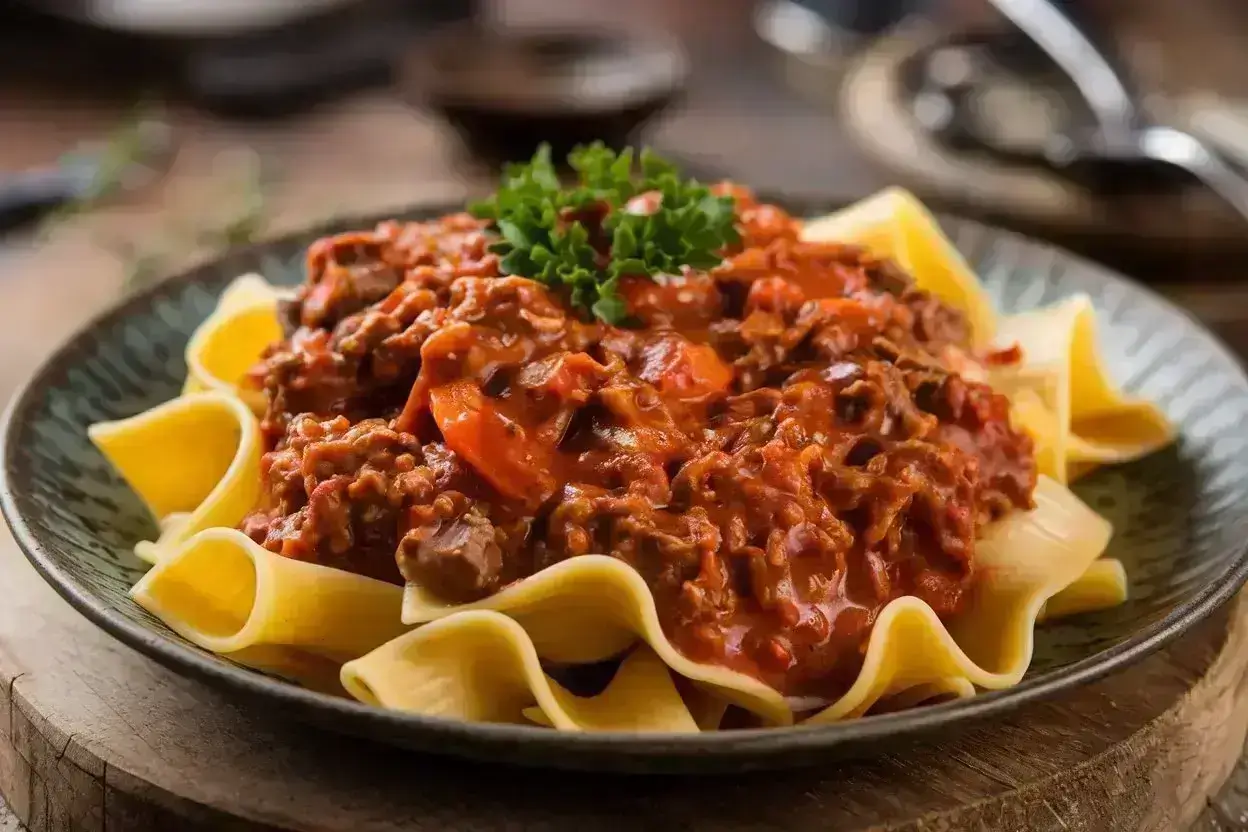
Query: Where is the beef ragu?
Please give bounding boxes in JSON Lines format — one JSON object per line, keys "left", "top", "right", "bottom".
{"left": 241, "top": 175, "right": 1035, "bottom": 702}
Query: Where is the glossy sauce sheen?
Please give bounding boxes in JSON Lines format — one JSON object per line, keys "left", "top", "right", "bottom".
{"left": 242, "top": 188, "right": 1036, "bottom": 702}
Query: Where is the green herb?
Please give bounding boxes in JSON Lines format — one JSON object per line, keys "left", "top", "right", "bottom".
{"left": 36, "top": 104, "right": 168, "bottom": 241}
{"left": 106, "top": 147, "right": 270, "bottom": 296}
{"left": 469, "top": 142, "right": 740, "bottom": 324}
{"left": 199, "top": 148, "right": 269, "bottom": 250}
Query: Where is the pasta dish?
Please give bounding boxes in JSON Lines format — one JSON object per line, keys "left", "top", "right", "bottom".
{"left": 89, "top": 146, "right": 1174, "bottom": 731}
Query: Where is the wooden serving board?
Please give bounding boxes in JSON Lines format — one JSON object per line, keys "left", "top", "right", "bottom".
{"left": 0, "top": 539, "right": 1245, "bottom": 832}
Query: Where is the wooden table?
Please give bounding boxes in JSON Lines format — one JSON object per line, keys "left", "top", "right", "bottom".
{"left": 2, "top": 2, "right": 1248, "bottom": 829}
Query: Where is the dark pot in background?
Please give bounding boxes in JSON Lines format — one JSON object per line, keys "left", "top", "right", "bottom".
{"left": 402, "top": 23, "right": 689, "bottom": 166}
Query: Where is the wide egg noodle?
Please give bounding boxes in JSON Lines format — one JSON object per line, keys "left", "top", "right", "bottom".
{"left": 340, "top": 611, "right": 698, "bottom": 732}
{"left": 800, "top": 187, "right": 997, "bottom": 347}
{"left": 516, "top": 646, "right": 704, "bottom": 731}
{"left": 401, "top": 557, "right": 794, "bottom": 725}
{"left": 223, "top": 644, "right": 349, "bottom": 697}
{"left": 1038, "top": 558, "right": 1129, "bottom": 622}
{"left": 677, "top": 680, "right": 734, "bottom": 730}
{"left": 871, "top": 677, "right": 977, "bottom": 715}
{"left": 182, "top": 274, "right": 288, "bottom": 413}
{"left": 991, "top": 294, "right": 1174, "bottom": 484}
{"left": 88, "top": 391, "right": 263, "bottom": 564}
{"left": 131, "top": 527, "right": 406, "bottom": 665}
{"left": 384, "top": 477, "right": 1106, "bottom": 729}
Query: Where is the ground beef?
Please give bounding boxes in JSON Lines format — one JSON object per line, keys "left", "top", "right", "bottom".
{"left": 241, "top": 415, "right": 435, "bottom": 583}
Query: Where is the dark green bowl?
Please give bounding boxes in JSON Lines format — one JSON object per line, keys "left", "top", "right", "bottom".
{"left": 4, "top": 200, "right": 1248, "bottom": 773}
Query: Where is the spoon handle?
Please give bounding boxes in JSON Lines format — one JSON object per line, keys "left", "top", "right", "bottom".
{"left": 983, "top": 0, "right": 1137, "bottom": 142}
{"left": 1141, "top": 128, "right": 1248, "bottom": 222}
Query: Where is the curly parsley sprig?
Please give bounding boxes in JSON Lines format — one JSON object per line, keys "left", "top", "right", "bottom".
{"left": 469, "top": 143, "right": 739, "bottom": 324}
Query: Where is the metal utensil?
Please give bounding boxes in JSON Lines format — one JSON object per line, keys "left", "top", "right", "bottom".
{"left": 984, "top": 0, "right": 1248, "bottom": 221}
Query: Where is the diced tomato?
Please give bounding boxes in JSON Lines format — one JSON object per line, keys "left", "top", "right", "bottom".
{"left": 715, "top": 246, "right": 773, "bottom": 281}
{"left": 419, "top": 322, "right": 531, "bottom": 384}
{"left": 516, "top": 352, "right": 608, "bottom": 404}
{"left": 807, "top": 297, "right": 887, "bottom": 331}
{"left": 619, "top": 275, "right": 722, "bottom": 331}
{"left": 393, "top": 376, "right": 430, "bottom": 436}
{"left": 418, "top": 321, "right": 478, "bottom": 365}
{"left": 638, "top": 335, "right": 733, "bottom": 400}
{"left": 745, "top": 276, "right": 806, "bottom": 316}
{"left": 711, "top": 181, "right": 756, "bottom": 206}
{"left": 624, "top": 190, "right": 663, "bottom": 216}
{"left": 301, "top": 275, "right": 340, "bottom": 327}
{"left": 595, "top": 383, "right": 689, "bottom": 461}
{"left": 984, "top": 343, "right": 1024, "bottom": 366}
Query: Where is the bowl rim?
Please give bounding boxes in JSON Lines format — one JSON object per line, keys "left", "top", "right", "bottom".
{"left": 4, "top": 197, "right": 1248, "bottom": 766}
{"left": 403, "top": 20, "right": 691, "bottom": 114}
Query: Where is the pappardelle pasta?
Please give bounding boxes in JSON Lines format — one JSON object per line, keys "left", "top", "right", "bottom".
{"left": 89, "top": 146, "right": 1172, "bottom": 732}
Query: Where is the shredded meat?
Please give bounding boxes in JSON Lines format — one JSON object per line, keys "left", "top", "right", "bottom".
{"left": 239, "top": 187, "right": 1037, "bottom": 700}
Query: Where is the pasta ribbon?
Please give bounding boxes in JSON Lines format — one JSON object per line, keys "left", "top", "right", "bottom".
{"left": 182, "top": 274, "right": 287, "bottom": 413}
{"left": 1038, "top": 558, "right": 1129, "bottom": 622}
{"left": 374, "top": 476, "right": 1106, "bottom": 728}
{"left": 801, "top": 187, "right": 997, "bottom": 346}
{"left": 872, "top": 677, "right": 977, "bottom": 714}
{"left": 992, "top": 294, "right": 1174, "bottom": 483}
{"left": 131, "top": 527, "right": 406, "bottom": 663}
{"left": 402, "top": 556, "right": 793, "bottom": 725}
{"left": 88, "top": 392, "right": 262, "bottom": 563}
{"left": 341, "top": 611, "right": 698, "bottom": 732}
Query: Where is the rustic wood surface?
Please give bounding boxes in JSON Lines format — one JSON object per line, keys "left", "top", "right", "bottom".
{"left": 3, "top": 1, "right": 1248, "bottom": 829}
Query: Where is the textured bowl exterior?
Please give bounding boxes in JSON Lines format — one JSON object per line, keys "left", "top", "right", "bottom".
{"left": 4, "top": 201, "right": 1248, "bottom": 773}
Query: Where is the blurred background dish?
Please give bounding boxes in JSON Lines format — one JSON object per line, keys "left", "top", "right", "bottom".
{"left": 764, "top": 0, "right": 1248, "bottom": 268}
{"left": 402, "top": 22, "right": 688, "bottom": 167}
{"left": 13, "top": 0, "right": 361, "bottom": 35}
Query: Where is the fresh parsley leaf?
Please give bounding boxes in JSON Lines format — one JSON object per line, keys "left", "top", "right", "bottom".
{"left": 470, "top": 142, "right": 740, "bottom": 324}
{"left": 591, "top": 276, "right": 629, "bottom": 325}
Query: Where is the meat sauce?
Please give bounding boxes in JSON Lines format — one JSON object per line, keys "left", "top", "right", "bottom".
{"left": 242, "top": 187, "right": 1036, "bottom": 702}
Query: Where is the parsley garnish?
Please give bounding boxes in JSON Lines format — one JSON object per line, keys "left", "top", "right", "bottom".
{"left": 469, "top": 143, "right": 740, "bottom": 324}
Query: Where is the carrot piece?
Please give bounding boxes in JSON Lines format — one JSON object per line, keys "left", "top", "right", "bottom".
{"left": 393, "top": 376, "right": 429, "bottom": 436}
{"left": 428, "top": 380, "right": 557, "bottom": 505}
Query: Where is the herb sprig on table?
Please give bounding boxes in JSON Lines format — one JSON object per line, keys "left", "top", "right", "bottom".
{"left": 111, "top": 149, "right": 269, "bottom": 296}
{"left": 469, "top": 143, "right": 740, "bottom": 324}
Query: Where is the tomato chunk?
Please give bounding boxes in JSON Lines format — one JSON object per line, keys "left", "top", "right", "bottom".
{"left": 745, "top": 276, "right": 806, "bottom": 317}
{"left": 638, "top": 334, "right": 733, "bottom": 400}
{"left": 515, "top": 352, "right": 609, "bottom": 404}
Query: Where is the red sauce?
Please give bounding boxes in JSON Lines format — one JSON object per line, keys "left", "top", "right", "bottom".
{"left": 242, "top": 187, "right": 1036, "bottom": 701}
